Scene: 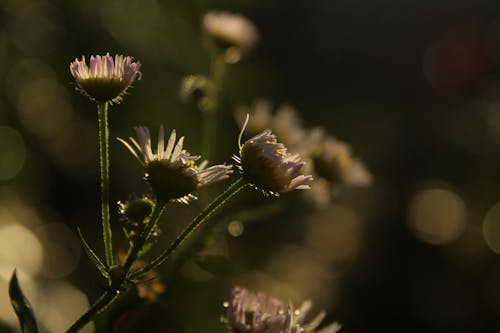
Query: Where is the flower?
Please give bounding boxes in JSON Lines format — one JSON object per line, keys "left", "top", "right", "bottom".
{"left": 225, "top": 286, "right": 287, "bottom": 333}
{"left": 235, "top": 99, "right": 323, "bottom": 157}
{"left": 70, "top": 53, "right": 141, "bottom": 103}
{"left": 312, "top": 137, "right": 372, "bottom": 186}
{"left": 203, "top": 11, "right": 259, "bottom": 63}
{"left": 118, "top": 196, "right": 154, "bottom": 223}
{"left": 179, "top": 74, "right": 213, "bottom": 111}
{"left": 224, "top": 286, "right": 341, "bottom": 333}
{"left": 234, "top": 115, "right": 312, "bottom": 195}
{"left": 118, "top": 126, "right": 233, "bottom": 202}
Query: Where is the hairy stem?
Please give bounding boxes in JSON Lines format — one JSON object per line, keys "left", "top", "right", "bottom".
{"left": 123, "top": 201, "right": 166, "bottom": 272}
{"left": 98, "top": 102, "right": 113, "bottom": 267}
{"left": 130, "top": 178, "right": 247, "bottom": 278}
{"left": 202, "top": 54, "right": 226, "bottom": 160}
{"left": 65, "top": 290, "right": 118, "bottom": 333}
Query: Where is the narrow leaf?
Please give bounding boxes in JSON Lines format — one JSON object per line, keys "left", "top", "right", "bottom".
{"left": 138, "top": 241, "right": 154, "bottom": 258}
{"left": 77, "top": 228, "right": 109, "bottom": 279}
{"left": 9, "top": 270, "right": 38, "bottom": 333}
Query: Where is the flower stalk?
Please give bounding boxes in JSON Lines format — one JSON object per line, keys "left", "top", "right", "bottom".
{"left": 123, "top": 200, "right": 166, "bottom": 272}
{"left": 130, "top": 177, "right": 247, "bottom": 278}
{"left": 202, "top": 53, "right": 226, "bottom": 160}
{"left": 98, "top": 101, "right": 114, "bottom": 267}
{"left": 65, "top": 290, "right": 118, "bottom": 333}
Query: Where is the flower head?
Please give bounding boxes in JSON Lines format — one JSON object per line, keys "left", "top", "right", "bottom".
{"left": 235, "top": 99, "right": 322, "bottom": 158}
{"left": 179, "top": 74, "right": 213, "bottom": 111}
{"left": 225, "top": 286, "right": 288, "bottom": 333}
{"left": 234, "top": 115, "right": 312, "bottom": 195}
{"left": 118, "top": 196, "right": 154, "bottom": 223}
{"left": 224, "top": 286, "right": 341, "bottom": 333}
{"left": 70, "top": 53, "right": 141, "bottom": 103}
{"left": 118, "top": 126, "right": 232, "bottom": 202}
{"left": 312, "top": 137, "right": 372, "bottom": 186}
{"left": 203, "top": 11, "right": 259, "bottom": 63}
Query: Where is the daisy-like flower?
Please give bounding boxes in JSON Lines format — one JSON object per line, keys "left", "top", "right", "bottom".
{"left": 118, "top": 126, "right": 233, "bottom": 203}
{"left": 203, "top": 11, "right": 259, "bottom": 63}
{"left": 312, "top": 137, "right": 372, "bottom": 187}
{"left": 70, "top": 53, "right": 141, "bottom": 104}
{"left": 225, "top": 286, "right": 288, "bottom": 333}
{"left": 224, "top": 286, "right": 341, "bottom": 333}
{"left": 235, "top": 99, "right": 323, "bottom": 158}
{"left": 234, "top": 115, "right": 312, "bottom": 195}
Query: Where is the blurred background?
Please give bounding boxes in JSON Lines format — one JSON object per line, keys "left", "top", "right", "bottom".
{"left": 2, "top": 0, "right": 500, "bottom": 332}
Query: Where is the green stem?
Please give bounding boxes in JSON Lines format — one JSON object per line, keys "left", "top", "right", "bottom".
{"left": 65, "top": 290, "right": 117, "bottom": 333}
{"left": 98, "top": 102, "right": 113, "bottom": 267}
{"left": 123, "top": 201, "right": 166, "bottom": 272}
{"left": 202, "top": 54, "right": 226, "bottom": 160}
{"left": 130, "top": 178, "right": 247, "bottom": 278}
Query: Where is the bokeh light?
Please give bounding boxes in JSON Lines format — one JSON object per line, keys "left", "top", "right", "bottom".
{"left": 408, "top": 188, "right": 467, "bottom": 245}
{"left": 0, "top": 126, "right": 26, "bottom": 181}
{"left": 36, "top": 281, "right": 92, "bottom": 333}
{"left": 304, "top": 204, "right": 361, "bottom": 262}
{"left": 227, "top": 220, "right": 244, "bottom": 237}
{"left": 35, "top": 223, "right": 81, "bottom": 279}
{"left": 482, "top": 202, "right": 500, "bottom": 254}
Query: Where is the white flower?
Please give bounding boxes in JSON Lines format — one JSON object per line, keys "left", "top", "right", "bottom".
{"left": 226, "top": 286, "right": 289, "bottom": 333}
{"left": 70, "top": 53, "right": 141, "bottom": 103}
{"left": 118, "top": 126, "right": 232, "bottom": 202}
{"left": 234, "top": 115, "right": 312, "bottom": 195}
{"left": 203, "top": 11, "right": 259, "bottom": 63}
{"left": 225, "top": 287, "right": 341, "bottom": 333}
{"left": 313, "top": 137, "right": 372, "bottom": 187}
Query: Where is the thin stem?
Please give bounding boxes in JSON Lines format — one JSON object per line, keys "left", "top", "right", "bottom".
{"left": 130, "top": 178, "right": 247, "bottom": 278}
{"left": 202, "top": 54, "right": 226, "bottom": 160}
{"left": 123, "top": 200, "right": 166, "bottom": 272}
{"left": 98, "top": 101, "right": 113, "bottom": 267}
{"left": 65, "top": 290, "right": 117, "bottom": 333}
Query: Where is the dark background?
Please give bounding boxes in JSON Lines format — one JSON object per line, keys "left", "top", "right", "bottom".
{"left": 2, "top": 0, "right": 500, "bottom": 332}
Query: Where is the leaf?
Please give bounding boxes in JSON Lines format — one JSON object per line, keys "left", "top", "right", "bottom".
{"left": 8, "top": 270, "right": 39, "bottom": 333}
{"left": 195, "top": 255, "right": 235, "bottom": 277}
{"left": 77, "top": 228, "right": 109, "bottom": 279}
{"left": 138, "top": 241, "right": 154, "bottom": 258}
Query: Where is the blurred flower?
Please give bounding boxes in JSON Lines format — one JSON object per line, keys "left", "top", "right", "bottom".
{"left": 224, "top": 286, "right": 341, "bottom": 333}
{"left": 234, "top": 115, "right": 312, "bottom": 195}
{"left": 179, "top": 74, "right": 212, "bottom": 111}
{"left": 300, "top": 178, "right": 332, "bottom": 209}
{"left": 312, "top": 137, "right": 372, "bottom": 186}
{"left": 235, "top": 100, "right": 371, "bottom": 206}
{"left": 225, "top": 286, "right": 287, "bottom": 333}
{"left": 70, "top": 53, "right": 141, "bottom": 104}
{"left": 235, "top": 99, "right": 322, "bottom": 157}
{"left": 118, "top": 126, "right": 232, "bottom": 202}
{"left": 203, "top": 11, "right": 259, "bottom": 63}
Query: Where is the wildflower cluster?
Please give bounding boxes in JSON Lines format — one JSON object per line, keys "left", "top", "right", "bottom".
{"left": 7, "top": 8, "right": 370, "bottom": 333}
{"left": 236, "top": 99, "right": 372, "bottom": 208}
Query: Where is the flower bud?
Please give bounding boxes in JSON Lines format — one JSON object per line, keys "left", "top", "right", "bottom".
{"left": 118, "top": 197, "right": 154, "bottom": 223}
